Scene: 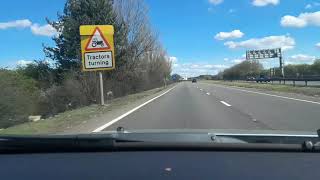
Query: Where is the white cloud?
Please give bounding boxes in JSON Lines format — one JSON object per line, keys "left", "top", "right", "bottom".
{"left": 286, "top": 54, "right": 316, "bottom": 64}
{"left": 214, "top": 30, "right": 244, "bottom": 40}
{"left": 172, "top": 62, "right": 229, "bottom": 77}
{"left": 316, "top": 42, "right": 320, "bottom": 49}
{"left": 168, "top": 56, "right": 179, "bottom": 67}
{"left": 0, "top": 19, "right": 32, "bottom": 30}
{"left": 280, "top": 15, "right": 307, "bottom": 28}
{"left": 252, "top": 0, "right": 279, "bottom": 7}
{"left": 224, "top": 35, "right": 295, "bottom": 51}
{"left": 0, "top": 19, "right": 58, "bottom": 37}
{"left": 234, "top": 59, "right": 244, "bottom": 64}
{"left": 16, "top": 60, "right": 34, "bottom": 66}
{"left": 222, "top": 55, "right": 247, "bottom": 65}
{"left": 281, "top": 11, "right": 320, "bottom": 28}
{"left": 305, "top": 4, "right": 312, "bottom": 9}
{"left": 204, "top": 64, "right": 214, "bottom": 68}
{"left": 232, "top": 58, "right": 246, "bottom": 64}
{"left": 191, "top": 64, "right": 200, "bottom": 68}
{"left": 289, "top": 54, "right": 316, "bottom": 61}
{"left": 214, "top": 64, "right": 229, "bottom": 69}
{"left": 169, "top": 56, "right": 178, "bottom": 63}
{"left": 228, "top": 9, "right": 235, "bottom": 13}
{"left": 209, "top": 0, "right": 223, "bottom": 5}
{"left": 30, "top": 24, "right": 57, "bottom": 37}
{"left": 305, "top": 2, "right": 320, "bottom": 9}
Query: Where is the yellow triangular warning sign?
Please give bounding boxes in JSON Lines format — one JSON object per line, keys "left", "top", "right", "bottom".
{"left": 85, "top": 27, "right": 111, "bottom": 51}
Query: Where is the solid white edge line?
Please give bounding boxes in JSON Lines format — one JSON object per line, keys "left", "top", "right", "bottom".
{"left": 212, "top": 84, "right": 320, "bottom": 105}
{"left": 92, "top": 86, "right": 176, "bottom": 132}
{"left": 220, "top": 101, "right": 232, "bottom": 107}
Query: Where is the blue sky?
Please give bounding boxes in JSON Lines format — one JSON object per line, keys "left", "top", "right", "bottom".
{"left": 1, "top": 0, "right": 320, "bottom": 76}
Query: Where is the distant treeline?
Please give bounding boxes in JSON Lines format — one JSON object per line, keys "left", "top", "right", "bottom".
{"left": 214, "top": 59, "right": 320, "bottom": 80}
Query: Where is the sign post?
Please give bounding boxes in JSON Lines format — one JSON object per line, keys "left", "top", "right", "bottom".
{"left": 80, "top": 25, "right": 115, "bottom": 105}
{"left": 99, "top": 72, "right": 104, "bottom": 105}
{"left": 279, "top": 55, "right": 284, "bottom": 78}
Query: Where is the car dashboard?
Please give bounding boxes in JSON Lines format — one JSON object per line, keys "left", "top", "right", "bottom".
{"left": 1, "top": 151, "right": 320, "bottom": 180}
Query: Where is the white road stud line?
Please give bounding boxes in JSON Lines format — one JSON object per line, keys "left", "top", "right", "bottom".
{"left": 206, "top": 92, "right": 210, "bottom": 95}
{"left": 220, "top": 101, "right": 232, "bottom": 107}
{"left": 212, "top": 84, "right": 320, "bottom": 105}
{"left": 92, "top": 86, "right": 176, "bottom": 132}
{"left": 200, "top": 89, "right": 203, "bottom": 91}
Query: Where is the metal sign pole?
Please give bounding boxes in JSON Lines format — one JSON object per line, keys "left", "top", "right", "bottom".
{"left": 270, "top": 68, "right": 272, "bottom": 77}
{"left": 99, "top": 72, "right": 105, "bottom": 105}
{"left": 280, "top": 56, "right": 284, "bottom": 78}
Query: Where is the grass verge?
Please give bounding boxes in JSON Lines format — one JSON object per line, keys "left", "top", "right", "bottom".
{"left": 0, "top": 86, "right": 171, "bottom": 135}
{"left": 203, "top": 80, "right": 320, "bottom": 97}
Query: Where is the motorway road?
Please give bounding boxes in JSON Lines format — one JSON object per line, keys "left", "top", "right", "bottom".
{"left": 100, "top": 82, "right": 320, "bottom": 132}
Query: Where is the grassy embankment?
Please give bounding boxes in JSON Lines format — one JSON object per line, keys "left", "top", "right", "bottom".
{"left": 203, "top": 80, "right": 320, "bottom": 97}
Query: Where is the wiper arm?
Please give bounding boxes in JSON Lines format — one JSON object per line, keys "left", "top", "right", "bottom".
{"left": 302, "top": 141, "right": 320, "bottom": 151}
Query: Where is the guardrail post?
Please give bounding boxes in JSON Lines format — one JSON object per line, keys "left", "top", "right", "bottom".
{"left": 283, "top": 80, "right": 286, "bottom": 85}
{"left": 305, "top": 81, "right": 308, "bottom": 87}
{"left": 279, "top": 80, "right": 281, "bottom": 84}
{"left": 293, "top": 81, "right": 295, "bottom": 87}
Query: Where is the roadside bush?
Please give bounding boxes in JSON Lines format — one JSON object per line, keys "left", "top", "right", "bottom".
{"left": 0, "top": 69, "right": 39, "bottom": 128}
{"left": 16, "top": 60, "right": 57, "bottom": 89}
{"left": 38, "top": 72, "right": 90, "bottom": 117}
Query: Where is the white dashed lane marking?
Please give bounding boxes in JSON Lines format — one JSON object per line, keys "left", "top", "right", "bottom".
{"left": 220, "top": 101, "right": 232, "bottom": 107}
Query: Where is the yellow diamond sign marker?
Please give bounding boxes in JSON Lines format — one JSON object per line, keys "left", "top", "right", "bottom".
{"left": 80, "top": 25, "right": 115, "bottom": 71}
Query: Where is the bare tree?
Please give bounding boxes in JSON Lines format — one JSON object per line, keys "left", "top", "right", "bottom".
{"left": 114, "top": 0, "right": 157, "bottom": 62}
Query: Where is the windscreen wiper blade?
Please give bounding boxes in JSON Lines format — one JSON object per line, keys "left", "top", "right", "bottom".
{"left": 1, "top": 134, "right": 320, "bottom": 154}
{"left": 0, "top": 134, "right": 120, "bottom": 153}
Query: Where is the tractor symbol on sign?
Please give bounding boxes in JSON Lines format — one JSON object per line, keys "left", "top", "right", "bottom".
{"left": 91, "top": 37, "right": 104, "bottom": 47}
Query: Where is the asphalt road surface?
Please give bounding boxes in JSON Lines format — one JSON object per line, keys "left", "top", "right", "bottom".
{"left": 101, "top": 82, "right": 320, "bottom": 132}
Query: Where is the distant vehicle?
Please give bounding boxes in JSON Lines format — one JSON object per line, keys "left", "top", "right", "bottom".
{"left": 192, "top": 79, "right": 197, "bottom": 83}
{"left": 256, "top": 75, "right": 271, "bottom": 83}
{"left": 246, "top": 77, "right": 255, "bottom": 81}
